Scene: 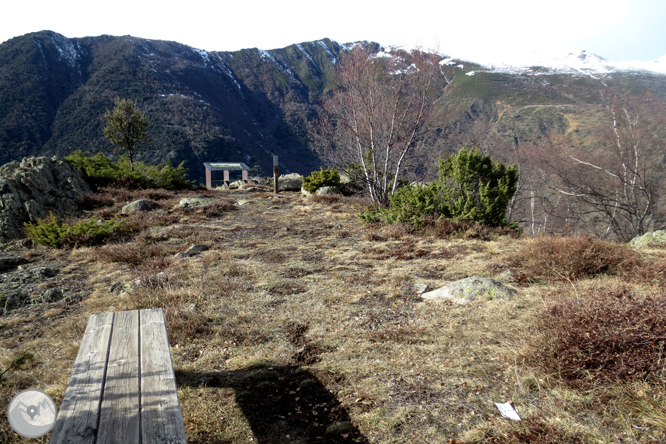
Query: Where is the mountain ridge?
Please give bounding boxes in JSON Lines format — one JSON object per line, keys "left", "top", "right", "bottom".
{"left": 1, "top": 31, "right": 665, "bottom": 184}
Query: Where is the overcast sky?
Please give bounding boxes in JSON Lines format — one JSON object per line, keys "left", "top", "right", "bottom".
{"left": 1, "top": 0, "right": 664, "bottom": 64}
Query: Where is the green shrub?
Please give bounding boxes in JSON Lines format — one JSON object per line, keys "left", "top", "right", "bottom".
{"left": 302, "top": 168, "right": 340, "bottom": 193}
{"left": 25, "top": 212, "right": 126, "bottom": 248}
{"left": 436, "top": 147, "right": 518, "bottom": 226}
{"left": 65, "top": 151, "right": 192, "bottom": 190}
{"left": 361, "top": 147, "right": 518, "bottom": 227}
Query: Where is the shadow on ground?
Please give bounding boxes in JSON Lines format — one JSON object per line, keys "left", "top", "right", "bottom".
{"left": 177, "top": 363, "right": 369, "bottom": 444}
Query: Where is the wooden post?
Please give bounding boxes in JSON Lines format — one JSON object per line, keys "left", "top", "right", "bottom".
{"left": 273, "top": 155, "right": 279, "bottom": 194}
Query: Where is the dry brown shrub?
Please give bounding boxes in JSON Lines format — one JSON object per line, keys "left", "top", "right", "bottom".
{"left": 528, "top": 283, "right": 666, "bottom": 387}
{"left": 365, "top": 232, "right": 387, "bottom": 242}
{"left": 99, "top": 242, "right": 174, "bottom": 266}
{"left": 122, "top": 211, "right": 181, "bottom": 232}
{"left": 98, "top": 186, "right": 178, "bottom": 203}
{"left": 629, "top": 257, "right": 666, "bottom": 287}
{"left": 199, "top": 199, "right": 237, "bottom": 217}
{"left": 507, "top": 235, "right": 638, "bottom": 281}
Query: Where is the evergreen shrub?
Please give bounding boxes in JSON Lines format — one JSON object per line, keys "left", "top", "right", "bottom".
{"left": 66, "top": 151, "right": 192, "bottom": 190}
{"left": 25, "top": 212, "right": 125, "bottom": 248}
{"left": 302, "top": 168, "right": 341, "bottom": 193}
{"left": 361, "top": 147, "right": 518, "bottom": 227}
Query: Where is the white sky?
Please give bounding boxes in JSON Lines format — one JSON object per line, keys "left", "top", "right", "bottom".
{"left": 1, "top": 0, "right": 664, "bottom": 64}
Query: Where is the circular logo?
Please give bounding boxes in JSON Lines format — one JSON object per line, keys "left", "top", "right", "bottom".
{"left": 7, "top": 389, "right": 57, "bottom": 438}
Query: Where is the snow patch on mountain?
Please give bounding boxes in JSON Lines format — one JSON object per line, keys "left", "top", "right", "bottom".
{"left": 481, "top": 50, "right": 666, "bottom": 76}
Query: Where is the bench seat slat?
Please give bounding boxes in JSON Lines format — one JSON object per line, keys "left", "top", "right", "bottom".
{"left": 140, "top": 308, "right": 187, "bottom": 443}
{"left": 97, "top": 310, "right": 141, "bottom": 443}
{"left": 49, "top": 312, "right": 114, "bottom": 444}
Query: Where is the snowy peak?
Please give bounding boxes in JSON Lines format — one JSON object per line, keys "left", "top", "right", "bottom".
{"left": 481, "top": 50, "right": 666, "bottom": 76}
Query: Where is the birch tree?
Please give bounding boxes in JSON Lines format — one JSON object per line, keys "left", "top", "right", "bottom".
{"left": 551, "top": 94, "right": 666, "bottom": 241}
{"left": 315, "top": 46, "right": 448, "bottom": 205}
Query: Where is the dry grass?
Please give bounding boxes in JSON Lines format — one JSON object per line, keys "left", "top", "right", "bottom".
{"left": 0, "top": 188, "right": 665, "bottom": 443}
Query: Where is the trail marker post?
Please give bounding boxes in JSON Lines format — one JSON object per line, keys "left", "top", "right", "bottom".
{"left": 273, "top": 155, "right": 279, "bottom": 194}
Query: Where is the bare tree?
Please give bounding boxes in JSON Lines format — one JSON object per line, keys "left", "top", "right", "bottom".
{"left": 549, "top": 93, "right": 666, "bottom": 241}
{"left": 314, "top": 46, "right": 450, "bottom": 205}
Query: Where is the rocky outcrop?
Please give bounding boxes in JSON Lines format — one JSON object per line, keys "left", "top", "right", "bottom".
{"left": 421, "top": 277, "right": 517, "bottom": 304}
{"left": 0, "top": 156, "right": 91, "bottom": 242}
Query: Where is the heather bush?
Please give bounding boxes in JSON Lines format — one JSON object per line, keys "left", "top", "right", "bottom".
{"left": 507, "top": 234, "right": 638, "bottom": 281}
{"left": 529, "top": 284, "right": 666, "bottom": 387}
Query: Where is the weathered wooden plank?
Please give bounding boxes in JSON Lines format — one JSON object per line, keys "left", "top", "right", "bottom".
{"left": 140, "top": 308, "right": 187, "bottom": 444}
{"left": 97, "top": 310, "right": 141, "bottom": 444}
{"left": 49, "top": 312, "right": 114, "bottom": 444}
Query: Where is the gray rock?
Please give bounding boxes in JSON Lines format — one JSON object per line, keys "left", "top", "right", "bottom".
{"left": 122, "top": 199, "right": 158, "bottom": 214}
{"left": 228, "top": 180, "right": 243, "bottom": 189}
{"left": 414, "top": 283, "right": 429, "bottom": 294}
{"left": 40, "top": 288, "right": 65, "bottom": 303}
{"left": 422, "top": 277, "right": 517, "bottom": 304}
{"left": 0, "top": 156, "right": 91, "bottom": 242}
{"left": 316, "top": 186, "right": 342, "bottom": 196}
{"left": 630, "top": 230, "right": 666, "bottom": 248}
{"left": 278, "top": 173, "right": 303, "bottom": 192}
{"left": 0, "top": 254, "right": 28, "bottom": 272}
{"left": 176, "top": 244, "right": 209, "bottom": 258}
{"left": 1, "top": 291, "right": 29, "bottom": 313}
{"left": 179, "top": 197, "right": 214, "bottom": 209}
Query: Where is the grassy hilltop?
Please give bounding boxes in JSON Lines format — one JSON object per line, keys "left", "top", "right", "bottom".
{"left": 0, "top": 185, "right": 664, "bottom": 443}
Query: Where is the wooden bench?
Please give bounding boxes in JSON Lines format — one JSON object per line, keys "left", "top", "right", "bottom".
{"left": 49, "top": 308, "right": 186, "bottom": 443}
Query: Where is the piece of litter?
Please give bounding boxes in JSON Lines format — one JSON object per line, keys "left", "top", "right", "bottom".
{"left": 495, "top": 402, "right": 521, "bottom": 421}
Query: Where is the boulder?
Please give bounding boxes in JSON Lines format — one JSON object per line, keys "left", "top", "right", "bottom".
{"left": 422, "top": 277, "right": 516, "bottom": 304}
{"left": 278, "top": 173, "right": 303, "bottom": 192}
{"left": 0, "top": 156, "right": 91, "bottom": 242}
{"left": 121, "top": 199, "right": 158, "bottom": 214}
{"left": 630, "top": 230, "right": 666, "bottom": 249}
